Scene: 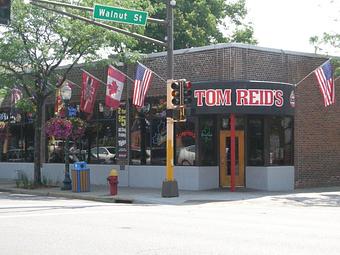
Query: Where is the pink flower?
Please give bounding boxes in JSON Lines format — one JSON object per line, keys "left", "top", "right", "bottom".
{"left": 45, "top": 117, "right": 72, "bottom": 139}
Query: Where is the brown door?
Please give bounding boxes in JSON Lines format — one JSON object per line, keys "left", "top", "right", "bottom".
{"left": 219, "top": 130, "right": 245, "bottom": 187}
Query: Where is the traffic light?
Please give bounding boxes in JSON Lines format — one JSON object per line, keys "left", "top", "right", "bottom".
{"left": 0, "top": 0, "right": 11, "bottom": 25}
{"left": 166, "top": 79, "right": 188, "bottom": 122}
{"left": 171, "top": 80, "right": 181, "bottom": 107}
{"left": 183, "top": 80, "right": 192, "bottom": 106}
{"left": 167, "top": 79, "right": 182, "bottom": 109}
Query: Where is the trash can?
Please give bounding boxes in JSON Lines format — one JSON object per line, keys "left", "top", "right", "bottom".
{"left": 107, "top": 169, "right": 118, "bottom": 195}
{"left": 72, "top": 161, "right": 90, "bottom": 192}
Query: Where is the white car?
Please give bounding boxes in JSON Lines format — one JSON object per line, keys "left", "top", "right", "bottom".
{"left": 90, "top": 147, "right": 116, "bottom": 164}
{"left": 177, "top": 145, "right": 195, "bottom": 166}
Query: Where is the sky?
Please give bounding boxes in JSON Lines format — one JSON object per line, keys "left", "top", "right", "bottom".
{"left": 245, "top": 0, "right": 340, "bottom": 56}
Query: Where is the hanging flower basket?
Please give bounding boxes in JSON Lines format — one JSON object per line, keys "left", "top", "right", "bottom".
{"left": 69, "top": 117, "right": 86, "bottom": 140}
{"left": 45, "top": 117, "right": 72, "bottom": 140}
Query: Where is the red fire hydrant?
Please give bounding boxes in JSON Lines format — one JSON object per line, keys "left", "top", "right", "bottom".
{"left": 107, "top": 169, "right": 119, "bottom": 195}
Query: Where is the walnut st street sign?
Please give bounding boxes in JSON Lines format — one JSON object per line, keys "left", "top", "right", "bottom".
{"left": 93, "top": 4, "right": 148, "bottom": 26}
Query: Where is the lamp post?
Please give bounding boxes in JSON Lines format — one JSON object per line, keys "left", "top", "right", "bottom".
{"left": 60, "top": 84, "right": 72, "bottom": 190}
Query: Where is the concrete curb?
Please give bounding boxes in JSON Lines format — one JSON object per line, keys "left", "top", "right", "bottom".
{"left": 0, "top": 186, "right": 135, "bottom": 204}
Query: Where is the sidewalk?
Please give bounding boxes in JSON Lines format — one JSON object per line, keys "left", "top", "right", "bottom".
{"left": 1, "top": 178, "right": 340, "bottom": 205}
{"left": 0, "top": 179, "right": 278, "bottom": 205}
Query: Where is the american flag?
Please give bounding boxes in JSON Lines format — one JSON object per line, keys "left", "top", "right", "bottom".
{"left": 314, "top": 60, "right": 335, "bottom": 107}
{"left": 132, "top": 63, "right": 153, "bottom": 107}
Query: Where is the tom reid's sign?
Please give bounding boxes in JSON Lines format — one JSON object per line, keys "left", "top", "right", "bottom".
{"left": 195, "top": 89, "right": 284, "bottom": 107}
{"left": 191, "top": 81, "right": 295, "bottom": 115}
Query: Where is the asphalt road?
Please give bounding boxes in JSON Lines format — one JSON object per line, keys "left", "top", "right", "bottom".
{"left": 0, "top": 191, "right": 339, "bottom": 255}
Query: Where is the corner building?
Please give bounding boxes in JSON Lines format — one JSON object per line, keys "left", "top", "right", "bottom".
{"left": 121, "top": 43, "right": 340, "bottom": 191}
{"left": 1, "top": 43, "right": 340, "bottom": 191}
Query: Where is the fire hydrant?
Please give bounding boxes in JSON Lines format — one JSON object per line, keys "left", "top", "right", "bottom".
{"left": 107, "top": 169, "right": 119, "bottom": 195}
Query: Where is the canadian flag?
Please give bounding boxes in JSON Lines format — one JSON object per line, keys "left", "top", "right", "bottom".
{"left": 106, "top": 65, "right": 126, "bottom": 109}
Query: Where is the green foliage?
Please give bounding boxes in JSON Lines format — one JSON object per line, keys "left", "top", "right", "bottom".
{"left": 131, "top": 0, "right": 257, "bottom": 53}
{"left": 15, "top": 171, "right": 34, "bottom": 189}
{"left": 15, "top": 97, "right": 36, "bottom": 113}
{"left": 309, "top": 33, "right": 340, "bottom": 55}
{"left": 0, "top": 0, "right": 146, "bottom": 184}
{"left": 331, "top": 59, "right": 340, "bottom": 77}
{"left": 309, "top": 34, "right": 340, "bottom": 77}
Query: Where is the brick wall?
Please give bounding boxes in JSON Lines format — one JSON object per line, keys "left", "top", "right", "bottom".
{"left": 295, "top": 77, "right": 340, "bottom": 188}
{"left": 62, "top": 43, "right": 338, "bottom": 188}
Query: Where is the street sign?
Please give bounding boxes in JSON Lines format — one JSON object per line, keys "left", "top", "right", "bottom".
{"left": 93, "top": 4, "right": 148, "bottom": 26}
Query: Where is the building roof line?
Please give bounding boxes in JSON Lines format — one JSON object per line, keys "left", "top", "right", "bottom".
{"left": 146, "top": 42, "right": 333, "bottom": 59}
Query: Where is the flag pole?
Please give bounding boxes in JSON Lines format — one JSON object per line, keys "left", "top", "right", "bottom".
{"left": 63, "top": 80, "right": 81, "bottom": 89}
{"left": 81, "top": 69, "right": 107, "bottom": 87}
{"left": 295, "top": 59, "right": 331, "bottom": 87}
{"left": 335, "top": 76, "right": 340, "bottom": 82}
{"left": 109, "top": 65, "right": 135, "bottom": 83}
{"left": 137, "top": 61, "right": 167, "bottom": 82}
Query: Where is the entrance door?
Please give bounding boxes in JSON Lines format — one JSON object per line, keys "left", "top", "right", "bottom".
{"left": 219, "top": 130, "right": 245, "bottom": 187}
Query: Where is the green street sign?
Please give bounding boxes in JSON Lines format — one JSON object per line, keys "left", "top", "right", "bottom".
{"left": 93, "top": 4, "right": 148, "bottom": 26}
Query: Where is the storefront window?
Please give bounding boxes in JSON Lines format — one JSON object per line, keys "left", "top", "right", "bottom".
{"left": 175, "top": 118, "right": 196, "bottom": 166}
{"left": 0, "top": 111, "right": 34, "bottom": 162}
{"left": 47, "top": 103, "right": 117, "bottom": 165}
{"left": 247, "top": 118, "right": 264, "bottom": 166}
{"left": 150, "top": 118, "right": 166, "bottom": 165}
{"left": 130, "top": 97, "right": 167, "bottom": 165}
{"left": 82, "top": 104, "right": 116, "bottom": 164}
{"left": 198, "top": 117, "right": 217, "bottom": 166}
{"left": 268, "top": 116, "right": 293, "bottom": 165}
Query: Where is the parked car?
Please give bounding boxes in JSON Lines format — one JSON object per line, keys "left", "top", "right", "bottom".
{"left": 177, "top": 145, "right": 195, "bottom": 166}
{"left": 90, "top": 146, "right": 116, "bottom": 164}
{"left": 7, "top": 148, "right": 34, "bottom": 162}
{"left": 48, "top": 140, "right": 74, "bottom": 154}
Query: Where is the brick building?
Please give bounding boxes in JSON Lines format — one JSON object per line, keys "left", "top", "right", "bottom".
{"left": 1, "top": 43, "right": 339, "bottom": 190}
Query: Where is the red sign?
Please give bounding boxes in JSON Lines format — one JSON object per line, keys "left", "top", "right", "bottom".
{"left": 194, "top": 88, "right": 283, "bottom": 107}
{"left": 191, "top": 81, "right": 294, "bottom": 115}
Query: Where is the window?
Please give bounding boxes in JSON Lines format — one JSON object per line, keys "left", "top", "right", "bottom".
{"left": 268, "top": 116, "right": 293, "bottom": 166}
{"left": 247, "top": 118, "right": 264, "bottom": 166}
{"left": 175, "top": 119, "right": 196, "bottom": 166}
{"left": 82, "top": 104, "right": 116, "bottom": 164}
{"left": 129, "top": 97, "right": 167, "bottom": 165}
{"left": 46, "top": 103, "right": 117, "bottom": 165}
{"left": 0, "top": 111, "right": 34, "bottom": 162}
{"left": 198, "top": 117, "right": 217, "bottom": 166}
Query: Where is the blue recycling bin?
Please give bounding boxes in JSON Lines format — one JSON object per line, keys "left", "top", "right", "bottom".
{"left": 72, "top": 162, "right": 90, "bottom": 192}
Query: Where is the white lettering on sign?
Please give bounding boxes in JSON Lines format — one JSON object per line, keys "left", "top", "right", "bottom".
{"left": 236, "top": 89, "right": 283, "bottom": 107}
{"left": 134, "top": 14, "right": 142, "bottom": 22}
{"left": 194, "top": 88, "right": 284, "bottom": 107}
{"left": 99, "top": 9, "right": 128, "bottom": 20}
{"left": 194, "top": 89, "right": 232, "bottom": 106}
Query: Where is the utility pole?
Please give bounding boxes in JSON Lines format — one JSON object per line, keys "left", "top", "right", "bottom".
{"left": 161, "top": 0, "right": 179, "bottom": 197}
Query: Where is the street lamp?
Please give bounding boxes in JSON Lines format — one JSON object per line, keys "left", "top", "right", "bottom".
{"left": 60, "top": 84, "right": 72, "bottom": 190}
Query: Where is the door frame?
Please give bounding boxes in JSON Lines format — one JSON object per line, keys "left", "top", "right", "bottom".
{"left": 219, "top": 130, "right": 245, "bottom": 187}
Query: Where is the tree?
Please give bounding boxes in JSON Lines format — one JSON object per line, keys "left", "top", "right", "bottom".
{"left": 0, "top": 0, "right": 150, "bottom": 185}
{"left": 309, "top": 34, "right": 340, "bottom": 77}
{"left": 131, "top": 0, "right": 257, "bottom": 53}
{"left": 309, "top": 2, "right": 340, "bottom": 76}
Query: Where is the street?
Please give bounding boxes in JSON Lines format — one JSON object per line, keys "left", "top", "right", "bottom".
{"left": 0, "top": 191, "right": 339, "bottom": 255}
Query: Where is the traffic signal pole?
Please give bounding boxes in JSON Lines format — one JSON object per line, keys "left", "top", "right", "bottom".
{"left": 162, "top": 0, "right": 179, "bottom": 197}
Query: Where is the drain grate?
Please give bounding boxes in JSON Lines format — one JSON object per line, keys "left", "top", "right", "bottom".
{"left": 114, "top": 199, "right": 133, "bottom": 204}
